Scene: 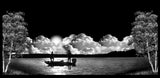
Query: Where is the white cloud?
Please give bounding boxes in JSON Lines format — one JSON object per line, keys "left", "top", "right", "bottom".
{"left": 26, "top": 37, "right": 33, "bottom": 43}
{"left": 62, "top": 37, "right": 72, "bottom": 45}
{"left": 30, "top": 34, "right": 134, "bottom": 54}
{"left": 121, "top": 35, "right": 133, "bottom": 43}
{"left": 31, "top": 45, "right": 41, "bottom": 54}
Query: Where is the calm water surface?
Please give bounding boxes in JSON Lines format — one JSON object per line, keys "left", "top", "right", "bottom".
{"left": 10, "top": 57, "right": 150, "bottom": 75}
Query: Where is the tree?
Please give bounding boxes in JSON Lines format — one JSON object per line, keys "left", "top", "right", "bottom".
{"left": 131, "top": 11, "right": 158, "bottom": 73}
{"left": 2, "top": 12, "right": 28, "bottom": 74}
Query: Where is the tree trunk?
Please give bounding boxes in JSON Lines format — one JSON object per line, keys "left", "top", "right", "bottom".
{"left": 4, "top": 41, "right": 13, "bottom": 73}
{"left": 147, "top": 51, "right": 155, "bottom": 72}
{"left": 155, "top": 50, "right": 158, "bottom": 72}
{"left": 146, "top": 41, "right": 157, "bottom": 73}
{"left": 2, "top": 46, "right": 5, "bottom": 73}
{"left": 2, "top": 36, "right": 5, "bottom": 73}
{"left": 4, "top": 52, "right": 12, "bottom": 73}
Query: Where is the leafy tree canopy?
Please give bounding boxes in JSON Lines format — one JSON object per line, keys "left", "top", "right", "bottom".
{"left": 2, "top": 12, "right": 28, "bottom": 55}
{"left": 131, "top": 11, "right": 158, "bottom": 55}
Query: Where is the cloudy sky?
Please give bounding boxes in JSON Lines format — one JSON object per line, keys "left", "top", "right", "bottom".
{"left": 28, "top": 34, "right": 134, "bottom": 54}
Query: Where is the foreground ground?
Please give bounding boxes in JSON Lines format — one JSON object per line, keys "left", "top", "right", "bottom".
{"left": 7, "top": 68, "right": 157, "bottom": 75}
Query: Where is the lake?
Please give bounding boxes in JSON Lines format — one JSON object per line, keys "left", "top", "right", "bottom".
{"left": 9, "top": 57, "right": 150, "bottom": 75}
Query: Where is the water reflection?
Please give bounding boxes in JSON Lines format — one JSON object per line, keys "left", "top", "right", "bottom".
{"left": 46, "top": 63, "right": 72, "bottom": 70}
{"left": 12, "top": 57, "right": 148, "bottom": 75}
{"left": 49, "top": 66, "right": 68, "bottom": 75}
{"left": 68, "top": 65, "right": 71, "bottom": 70}
{"left": 44, "top": 58, "right": 76, "bottom": 75}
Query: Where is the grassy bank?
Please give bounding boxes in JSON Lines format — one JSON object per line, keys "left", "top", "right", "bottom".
{"left": 125, "top": 69, "right": 158, "bottom": 75}
{"left": 3, "top": 58, "right": 29, "bottom": 75}
{"left": 4, "top": 68, "right": 29, "bottom": 75}
{"left": 5, "top": 68, "right": 158, "bottom": 75}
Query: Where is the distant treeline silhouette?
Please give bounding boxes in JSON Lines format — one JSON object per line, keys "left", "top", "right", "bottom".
{"left": 106, "top": 49, "right": 137, "bottom": 57}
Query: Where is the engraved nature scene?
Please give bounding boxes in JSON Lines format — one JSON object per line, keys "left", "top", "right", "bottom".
{"left": 2, "top": 11, "right": 158, "bottom": 75}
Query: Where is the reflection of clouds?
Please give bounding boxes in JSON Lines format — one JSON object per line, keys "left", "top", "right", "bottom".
{"left": 48, "top": 58, "right": 68, "bottom": 75}
{"left": 50, "top": 66, "right": 67, "bottom": 75}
